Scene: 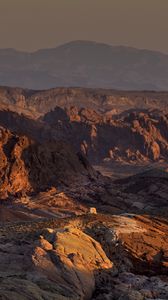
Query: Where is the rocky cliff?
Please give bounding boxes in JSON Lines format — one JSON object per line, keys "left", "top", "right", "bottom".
{"left": 0, "top": 86, "right": 168, "bottom": 163}
{"left": 0, "top": 214, "right": 168, "bottom": 299}
{"left": 0, "top": 86, "right": 168, "bottom": 299}
{"left": 42, "top": 107, "right": 168, "bottom": 163}
{"left": 0, "top": 126, "right": 97, "bottom": 200}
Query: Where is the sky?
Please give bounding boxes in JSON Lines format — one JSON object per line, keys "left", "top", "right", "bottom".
{"left": 0, "top": 0, "right": 168, "bottom": 53}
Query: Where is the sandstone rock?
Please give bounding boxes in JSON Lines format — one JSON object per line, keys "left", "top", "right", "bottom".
{"left": 0, "top": 126, "right": 97, "bottom": 200}
{"left": 33, "top": 226, "right": 113, "bottom": 299}
{"left": 0, "top": 213, "right": 168, "bottom": 299}
{"left": 89, "top": 207, "right": 97, "bottom": 214}
{"left": 1, "top": 88, "right": 168, "bottom": 164}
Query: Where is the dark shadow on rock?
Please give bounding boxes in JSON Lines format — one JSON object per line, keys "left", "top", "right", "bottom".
{"left": 20, "top": 140, "right": 99, "bottom": 195}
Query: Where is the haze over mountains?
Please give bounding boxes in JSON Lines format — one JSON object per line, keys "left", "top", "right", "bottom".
{"left": 1, "top": 39, "right": 168, "bottom": 299}
{"left": 1, "top": 40, "right": 168, "bottom": 90}
{"left": 1, "top": 0, "right": 168, "bottom": 296}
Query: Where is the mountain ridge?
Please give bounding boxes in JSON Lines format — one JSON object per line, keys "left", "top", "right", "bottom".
{"left": 1, "top": 40, "right": 168, "bottom": 90}
{"left": 1, "top": 40, "right": 168, "bottom": 56}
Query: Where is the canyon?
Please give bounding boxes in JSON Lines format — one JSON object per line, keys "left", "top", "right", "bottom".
{"left": 0, "top": 86, "right": 167, "bottom": 299}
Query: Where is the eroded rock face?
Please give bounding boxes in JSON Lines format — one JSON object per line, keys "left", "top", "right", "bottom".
{"left": 42, "top": 107, "right": 168, "bottom": 163}
{"left": 0, "top": 126, "right": 97, "bottom": 199}
{"left": 0, "top": 88, "right": 168, "bottom": 164}
{"left": 0, "top": 86, "right": 168, "bottom": 299}
{"left": 0, "top": 224, "right": 112, "bottom": 300}
{"left": 93, "top": 272, "right": 168, "bottom": 300}
{"left": 88, "top": 215, "right": 168, "bottom": 275}
{"left": 0, "top": 214, "right": 167, "bottom": 300}
{"left": 0, "top": 127, "right": 31, "bottom": 198}
{"left": 1, "top": 87, "right": 167, "bottom": 117}
{"left": 113, "top": 168, "right": 168, "bottom": 216}
{"left": 33, "top": 227, "right": 112, "bottom": 299}
{"left": 82, "top": 214, "right": 168, "bottom": 299}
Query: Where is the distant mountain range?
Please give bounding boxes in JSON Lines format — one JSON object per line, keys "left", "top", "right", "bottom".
{"left": 1, "top": 40, "right": 168, "bottom": 90}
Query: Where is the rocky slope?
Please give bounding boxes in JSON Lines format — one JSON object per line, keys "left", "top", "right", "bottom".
{"left": 0, "top": 214, "right": 167, "bottom": 299}
{"left": 42, "top": 107, "right": 168, "bottom": 163}
{"left": 0, "top": 86, "right": 168, "bottom": 299}
{"left": 1, "top": 41, "right": 168, "bottom": 90}
{"left": 0, "top": 86, "right": 168, "bottom": 164}
{"left": 1, "top": 106, "right": 168, "bottom": 164}
{"left": 0, "top": 86, "right": 168, "bottom": 117}
{"left": 60, "top": 167, "right": 168, "bottom": 218}
{"left": 0, "top": 126, "right": 97, "bottom": 200}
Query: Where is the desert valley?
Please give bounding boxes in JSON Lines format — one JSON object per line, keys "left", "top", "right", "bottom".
{"left": 0, "top": 85, "right": 167, "bottom": 299}
{"left": 1, "top": 0, "right": 168, "bottom": 298}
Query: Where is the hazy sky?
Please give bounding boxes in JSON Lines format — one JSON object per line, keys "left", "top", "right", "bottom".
{"left": 0, "top": 0, "right": 167, "bottom": 53}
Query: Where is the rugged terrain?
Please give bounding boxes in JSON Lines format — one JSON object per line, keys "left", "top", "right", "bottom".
{"left": 0, "top": 86, "right": 167, "bottom": 299}
{"left": 0, "top": 126, "right": 97, "bottom": 200}
{"left": 0, "top": 214, "right": 168, "bottom": 299}
{"left": 0, "top": 87, "right": 168, "bottom": 164}
{"left": 42, "top": 106, "right": 168, "bottom": 163}
{"left": 0, "top": 86, "right": 168, "bottom": 116}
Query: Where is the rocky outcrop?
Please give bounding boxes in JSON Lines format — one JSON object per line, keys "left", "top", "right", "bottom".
{"left": 42, "top": 107, "right": 168, "bottom": 163}
{"left": 84, "top": 214, "right": 168, "bottom": 299}
{"left": 0, "top": 214, "right": 167, "bottom": 299}
{"left": 93, "top": 272, "right": 168, "bottom": 300}
{"left": 0, "top": 222, "right": 112, "bottom": 300}
{"left": 0, "top": 87, "right": 168, "bottom": 163}
{"left": 87, "top": 214, "right": 168, "bottom": 275}
{"left": 112, "top": 168, "right": 168, "bottom": 216}
{"left": 0, "top": 86, "right": 168, "bottom": 299}
{"left": 34, "top": 226, "right": 112, "bottom": 299}
{"left": 0, "top": 126, "right": 97, "bottom": 200}
{"left": 0, "top": 86, "right": 168, "bottom": 117}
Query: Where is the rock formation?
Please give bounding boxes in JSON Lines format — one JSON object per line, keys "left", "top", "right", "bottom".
{"left": 0, "top": 86, "right": 168, "bottom": 299}
{"left": 0, "top": 214, "right": 167, "bottom": 299}
{"left": 0, "top": 126, "right": 97, "bottom": 200}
